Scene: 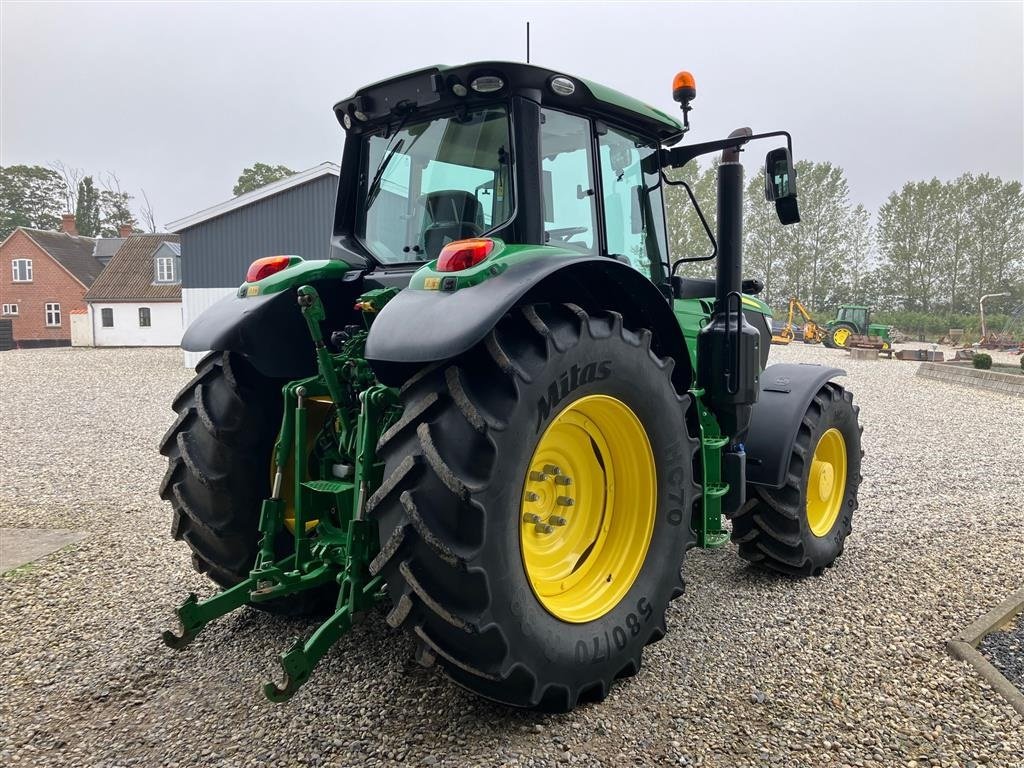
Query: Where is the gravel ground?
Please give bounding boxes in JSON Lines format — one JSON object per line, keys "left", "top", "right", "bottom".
{"left": 980, "top": 615, "right": 1024, "bottom": 696}
{"left": 1, "top": 343, "right": 1023, "bottom": 768}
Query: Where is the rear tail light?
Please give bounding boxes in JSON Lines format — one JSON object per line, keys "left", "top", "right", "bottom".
{"left": 246, "top": 255, "right": 293, "bottom": 282}
{"left": 436, "top": 238, "right": 495, "bottom": 273}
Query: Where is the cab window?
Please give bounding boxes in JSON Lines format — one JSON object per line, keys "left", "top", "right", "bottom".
{"left": 540, "top": 108, "right": 597, "bottom": 253}
{"left": 358, "top": 106, "right": 513, "bottom": 262}
{"left": 598, "top": 127, "right": 667, "bottom": 279}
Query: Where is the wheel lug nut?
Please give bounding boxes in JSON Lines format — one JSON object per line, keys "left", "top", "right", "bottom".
{"left": 556, "top": 496, "right": 574, "bottom": 507}
{"left": 523, "top": 513, "right": 541, "bottom": 524}
{"left": 524, "top": 491, "right": 540, "bottom": 502}
{"left": 554, "top": 476, "right": 572, "bottom": 486}
{"left": 535, "top": 523, "right": 554, "bottom": 534}
{"left": 549, "top": 515, "right": 567, "bottom": 526}
{"left": 542, "top": 464, "right": 561, "bottom": 476}
{"left": 529, "top": 471, "right": 549, "bottom": 482}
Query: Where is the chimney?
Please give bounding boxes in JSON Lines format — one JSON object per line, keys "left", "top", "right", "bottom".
{"left": 61, "top": 214, "right": 78, "bottom": 236}
{"left": 118, "top": 224, "right": 133, "bottom": 238}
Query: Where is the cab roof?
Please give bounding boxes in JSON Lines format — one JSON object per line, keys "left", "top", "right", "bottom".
{"left": 334, "top": 62, "right": 686, "bottom": 144}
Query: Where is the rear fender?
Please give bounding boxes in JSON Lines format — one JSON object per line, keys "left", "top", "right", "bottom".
{"left": 365, "top": 255, "right": 690, "bottom": 388}
{"left": 745, "top": 363, "right": 846, "bottom": 488}
{"left": 182, "top": 263, "right": 363, "bottom": 379}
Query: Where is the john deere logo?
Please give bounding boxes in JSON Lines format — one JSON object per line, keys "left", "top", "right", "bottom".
{"left": 536, "top": 361, "right": 612, "bottom": 432}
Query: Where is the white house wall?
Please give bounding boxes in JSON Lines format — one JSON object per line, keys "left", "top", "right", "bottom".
{"left": 90, "top": 302, "right": 184, "bottom": 347}
{"left": 181, "top": 287, "right": 236, "bottom": 368}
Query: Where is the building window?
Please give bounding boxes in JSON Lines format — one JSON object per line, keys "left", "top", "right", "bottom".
{"left": 139, "top": 307, "right": 151, "bottom": 327}
{"left": 11, "top": 259, "right": 33, "bottom": 282}
{"left": 1, "top": 303, "right": 17, "bottom": 315}
{"left": 45, "top": 302, "right": 61, "bottom": 327}
{"left": 101, "top": 308, "right": 114, "bottom": 327}
{"left": 155, "top": 257, "right": 176, "bottom": 283}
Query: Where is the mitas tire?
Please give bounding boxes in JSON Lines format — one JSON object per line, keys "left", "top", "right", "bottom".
{"left": 368, "top": 303, "right": 700, "bottom": 711}
{"left": 159, "top": 351, "right": 335, "bottom": 616}
{"left": 729, "top": 381, "right": 862, "bottom": 575}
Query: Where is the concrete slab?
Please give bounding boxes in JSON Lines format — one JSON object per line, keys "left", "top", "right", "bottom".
{"left": 1, "top": 528, "right": 88, "bottom": 572}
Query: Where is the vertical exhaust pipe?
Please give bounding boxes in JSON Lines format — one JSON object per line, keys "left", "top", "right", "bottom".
{"left": 715, "top": 129, "right": 751, "bottom": 305}
{"left": 697, "top": 128, "right": 761, "bottom": 442}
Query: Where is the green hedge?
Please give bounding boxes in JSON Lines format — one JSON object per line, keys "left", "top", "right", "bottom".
{"left": 872, "top": 311, "right": 1015, "bottom": 341}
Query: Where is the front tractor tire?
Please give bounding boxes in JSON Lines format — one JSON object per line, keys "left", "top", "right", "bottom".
{"left": 730, "top": 381, "right": 862, "bottom": 575}
{"left": 369, "top": 304, "right": 699, "bottom": 711}
{"left": 159, "top": 352, "right": 333, "bottom": 615}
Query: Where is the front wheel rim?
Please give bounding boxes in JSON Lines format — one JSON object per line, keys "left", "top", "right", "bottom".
{"left": 833, "top": 328, "right": 851, "bottom": 347}
{"left": 520, "top": 395, "right": 656, "bottom": 623}
{"left": 806, "top": 427, "right": 848, "bottom": 537}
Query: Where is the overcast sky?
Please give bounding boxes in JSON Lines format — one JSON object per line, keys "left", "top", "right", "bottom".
{"left": 2, "top": 1, "right": 1021, "bottom": 229}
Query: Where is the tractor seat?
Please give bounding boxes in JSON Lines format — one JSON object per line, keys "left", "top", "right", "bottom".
{"left": 671, "top": 276, "right": 764, "bottom": 299}
{"left": 420, "top": 190, "right": 485, "bottom": 259}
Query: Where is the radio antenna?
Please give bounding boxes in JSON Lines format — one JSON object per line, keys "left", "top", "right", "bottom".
{"left": 526, "top": 22, "right": 531, "bottom": 63}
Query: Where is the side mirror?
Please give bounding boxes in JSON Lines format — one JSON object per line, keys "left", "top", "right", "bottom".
{"left": 764, "top": 147, "right": 800, "bottom": 225}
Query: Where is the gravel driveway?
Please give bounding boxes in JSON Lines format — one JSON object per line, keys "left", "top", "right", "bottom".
{"left": 2, "top": 344, "right": 1022, "bottom": 767}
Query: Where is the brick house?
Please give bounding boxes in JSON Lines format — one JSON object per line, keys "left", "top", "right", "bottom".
{"left": 0, "top": 215, "right": 107, "bottom": 348}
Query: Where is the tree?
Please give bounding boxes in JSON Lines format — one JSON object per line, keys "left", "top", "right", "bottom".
{"left": 49, "top": 160, "right": 83, "bottom": 213}
{"left": 744, "top": 169, "right": 790, "bottom": 308}
{"left": 74, "top": 176, "right": 102, "bottom": 237}
{"left": 233, "top": 163, "right": 295, "bottom": 196}
{"left": 875, "top": 175, "right": 1023, "bottom": 315}
{"left": 139, "top": 188, "right": 158, "bottom": 233}
{"left": 742, "top": 161, "right": 869, "bottom": 312}
{"left": 0, "top": 165, "right": 67, "bottom": 240}
{"left": 967, "top": 175, "right": 1024, "bottom": 310}
{"left": 99, "top": 172, "right": 137, "bottom": 236}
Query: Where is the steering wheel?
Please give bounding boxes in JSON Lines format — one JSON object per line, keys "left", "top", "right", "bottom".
{"left": 546, "top": 226, "right": 588, "bottom": 243}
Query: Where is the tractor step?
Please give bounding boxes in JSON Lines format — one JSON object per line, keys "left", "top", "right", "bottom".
{"left": 703, "top": 482, "right": 729, "bottom": 498}
{"left": 303, "top": 479, "right": 353, "bottom": 495}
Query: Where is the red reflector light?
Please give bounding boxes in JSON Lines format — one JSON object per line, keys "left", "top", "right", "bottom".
{"left": 436, "top": 238, "right": 495, "bottom": 273}
{"left": 246, "top": 255, "right": 292, "bottom": 283}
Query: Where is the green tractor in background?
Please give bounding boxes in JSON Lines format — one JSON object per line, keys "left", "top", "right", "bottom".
{"left": 823, "top": 304, "right": 894, "bottom": 349}
{"left": 161, "top": 63, "right": 862, "bottom": 711}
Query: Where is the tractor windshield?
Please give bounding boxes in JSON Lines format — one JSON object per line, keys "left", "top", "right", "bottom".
{"left": 356, "top": 106, "right": 513, "bottom": 263}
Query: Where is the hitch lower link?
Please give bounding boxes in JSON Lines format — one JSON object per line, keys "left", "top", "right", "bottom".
{"left": 162, "top": 285, "right": 397, "bottom": 702}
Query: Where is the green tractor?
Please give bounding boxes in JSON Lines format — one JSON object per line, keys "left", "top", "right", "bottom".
{"left": 161, "top": 63, "right": 862, "bottom": 711}
{"left": 823, "top": 304, "right": 893, "bottom": 349}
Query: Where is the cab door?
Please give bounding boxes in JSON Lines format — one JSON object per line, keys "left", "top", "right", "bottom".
{"left": 595, "top": 126, "right": 670, "bottom": 284}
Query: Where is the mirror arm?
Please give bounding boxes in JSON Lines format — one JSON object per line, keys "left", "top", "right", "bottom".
{"left": 660, "top": 172, "right": 718, "bottom": 270}
{"left": 661, "top": 130, "right": 793, "bottom": 171}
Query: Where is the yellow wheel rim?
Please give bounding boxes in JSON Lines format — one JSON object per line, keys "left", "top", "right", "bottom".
{"left": 520, "top": 395, "right": 656, "bottom": 623}
{"left": 806, "top": 427, "right": 848, "bottom": 537}
{"left": 273, "top": 396, "right": 334, "bottom": 533}
{"left": 833, "top": 327, "right": 851, "bottom": 347}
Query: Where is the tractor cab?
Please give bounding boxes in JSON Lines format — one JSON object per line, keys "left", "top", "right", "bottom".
{"left": 331, "top": 62, "right": 683, "bottom": 279}
{"left": 835, "top": 305, "right": 870, "bottom": 329}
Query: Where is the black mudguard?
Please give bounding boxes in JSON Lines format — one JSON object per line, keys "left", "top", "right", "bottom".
{"left": 745, "top": 363, "right": 846, "bottom": 488}
{"left": 181, "top": 273, "right": 366, "bottom": 379}
{"left": 365, "top": 256, "right": 688, "bottom": 386}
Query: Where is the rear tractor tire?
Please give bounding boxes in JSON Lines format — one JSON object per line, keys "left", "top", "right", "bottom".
{"left": 369, "top": 303, "right": 700, "bottom": 711}
{"left": 729, "top": 381, "right": 862, "bottom": 576}
{"left": 159, "top": 351, "right": 335, "bottom": 616}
